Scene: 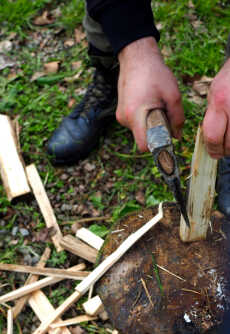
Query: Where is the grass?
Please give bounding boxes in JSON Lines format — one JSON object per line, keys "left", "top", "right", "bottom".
{"left": 0, "top": 0, "right": 229, "bottom": 332}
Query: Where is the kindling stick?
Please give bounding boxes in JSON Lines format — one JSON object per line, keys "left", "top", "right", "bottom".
{"left": 32, "top": 203, "right": 163, "bottom": 334}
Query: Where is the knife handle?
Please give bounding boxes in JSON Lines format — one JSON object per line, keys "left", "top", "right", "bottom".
{"left": 146, "top": 108, "right": 175, "bottom": 176}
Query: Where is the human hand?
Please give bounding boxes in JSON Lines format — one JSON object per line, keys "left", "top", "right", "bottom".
{"left": 203, "top": 59, "right": 230, "bottom": 159}
{"left": 116, "top": 37, "right": 185, "bottom": 152}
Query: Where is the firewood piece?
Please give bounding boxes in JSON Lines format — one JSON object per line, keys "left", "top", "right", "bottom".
{"left": 0, "top": 114, "right": 30, "bottom": 201}
{"left": 32, "top": 203, "right": 163, "bottom": 334}
{"left": 0, "top": 264, "right": 85, "bottom": 304}
{"left": 26, "top": 164, "right": 63, "bottom": 252}
{"left": 76, "top": 228, "right": 104, "bottom": 251}
{"left": 60, "top": 235, "right": 98, "bottom": 263}
{"left": 7, "top": 309, "right": 13, "bottom": 334}
{"left": 180, "top": 126, "right": 218, "bottom": 242}
{"left": 50, "top": 315, "right": 97, "bottom": 328}
{"left": 13, "top": 247, "right": 51, "bottom": 318}
{"left": 29, "top": 291, "right": 71, "bottom": 334}
{"left": 83, "top": 295, "right": 104, "bottom": 316}
{"left": 0, "top": 263, "right": 89, "bottom": 280}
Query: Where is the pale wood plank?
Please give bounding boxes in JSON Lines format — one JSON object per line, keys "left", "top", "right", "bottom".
{"left": 26, "top": 164, "right": 63, "bottom": 252}
{"left": 1, "top": 264, "right": 85, "bottom": 304}
{"left": 83, "top": 295, "right": 104, "bottom": 316}
{"left": 60, "top": 235, "right": 98, "bottom": 263}
{"left": 50, "top": 315, "right": 97, "bottom": 328}
{"left": 76, "top": 228, "right": 104, "bottom": 251}
{"left": 0, "top": 263, "right": 89, "bottom": 280}
{"left": 7, "top": 309, "right": 13, "bottom": 334}
{"left": 180, "top": 126, "right": 218, "bottom": 242}
{"left": 32, "top": 203, "right": 163, "bottom": 334}
{"left": 0, "top": 114, "right": 30, "bottom": 201}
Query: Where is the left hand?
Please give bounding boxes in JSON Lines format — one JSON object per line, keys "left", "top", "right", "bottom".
{"left": 203, "top": 58, "right": 230, "bottom": 159}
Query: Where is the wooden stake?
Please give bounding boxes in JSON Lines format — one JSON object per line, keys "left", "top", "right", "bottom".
{"left": 1, "top": 264, "right": 85, "bottom": 304}
{"left": 7, "top": 309, "right": 13, "bottom": 334}
{"left": 50, "top": 315, "right": 97, "bottom": 329}
{"left": 32, "top": 203, "right": 163, "bottom": 334}
{"left": 0, "top": 263, "right": 89, "bottom": 280}
{"left": 83, "top": 295, "right": 104, "bottom": 316}
{"left": 76, "top": 228, "right": 104, "bottom": 251}
{"left": 60, "top": 235, "right": 98, "bottom": 263}
{"left": 0, "top": 114, "right": 30, "bottom": 201}
{"left": 26, "top": 164, "right": 63, "bottom": 252}
{"left": 13, "top": 247, "right": 51, "bottom": 318}
{"left": 180, "top": 126, "right": 218, "bottom": 242}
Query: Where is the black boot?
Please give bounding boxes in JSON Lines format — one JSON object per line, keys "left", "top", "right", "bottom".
{"left": 217, "top": 157, "right": 230, "bottom": 218}
{"left": 47, "top": 49, "right": 118, "bottom": 165}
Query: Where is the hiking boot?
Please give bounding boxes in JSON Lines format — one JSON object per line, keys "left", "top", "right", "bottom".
{"left": 47, "top": 51, "right": 118, "bottom": 165}
{"left": 217, "top": 157, "right": 230, "bottom": 218}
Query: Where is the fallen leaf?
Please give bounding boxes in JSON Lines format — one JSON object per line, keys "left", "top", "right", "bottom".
{"left": 64, "top": 39, "right": 75, "bottom": 48}
{"left": 0, "top": 40, "right": 12, "bottom": 53}
{"left": 44, "top": 61, "right": 59, "bottom": 74}
{"left": 0, "top": 55, "right": 15, "bottom": 70}
{"left": 68, "top": 98, "right": 76, "bottom": 108}
{"left": 70, "top": 326, "right": 85, "bottom": 334}
{"left": 71, "top": 61, "right": 81, "bottom": 70}
{"left": 33, "top": 11, "right": 54, "bottom": 25}
{"left": 74, "top": 28, "right": 86, "bottom": 43}
{"left": 64, "top": 71, "right": 82, "bottom": 82}
{"left": 30, "top": 71, "right": 45, "bottom": 82}
{"left": 161, "top": 46, "right": 172, "bottom": 58}
{"left": 135, "top": 191, "right": 145, "bottom": 205}
{"left": 192, "top": 76, "right": 213, "bottom": 96}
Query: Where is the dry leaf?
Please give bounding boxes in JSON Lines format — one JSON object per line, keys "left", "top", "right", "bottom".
{"left": 30, "top": 71, "right": 45, "bottom": 82}
{"left": 71, "top": 61, "right": 81, "bottom": 70}
{"left": 192, "top": 76, "right": 213, "bottom": 96}
{"left": 135, "top": 191, "right": 145, "bottom": 205}
{"left": 0, "top": 40, "right": 12, "bottom": 53}
{"left": 0, "top": 55, "right": 14, "bottom": 70}
{"left": 68, "top": 98, "right": 76, "bottom": 108}
{"left": 44, "top": 61, "right": 59, "bottom": 74}
{"left": 64, "top": 39, "right": 75, "bottom": 48}
{"left": 74, "top": 28, "right": 86, "bottom": 43}
{"left": 161, "top": 46, "right": 172, "bottom": 58}
{"left": 70, "top": 326, "right": 85, "bottom": 334}
{"left": 64, "top": 71, "right": 82, "bottom": 82}
{"left": 33, "top": 11, "right": 54, "bottom": 25}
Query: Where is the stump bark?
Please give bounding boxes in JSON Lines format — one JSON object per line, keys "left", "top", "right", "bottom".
{"left": 96, "top": 203, "right": 230, "bottom": 334}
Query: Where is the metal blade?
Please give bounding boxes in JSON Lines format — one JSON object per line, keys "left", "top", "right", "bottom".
{"left": 170, "top": 177, "right": 190, "bottom": 228}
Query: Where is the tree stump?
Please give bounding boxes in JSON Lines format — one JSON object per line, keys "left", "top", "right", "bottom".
{"left": 96, "top": 203, "right": 230, "bottom": 334}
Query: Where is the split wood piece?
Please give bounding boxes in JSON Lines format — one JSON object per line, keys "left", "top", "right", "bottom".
{"left": 0, "top": 264, "right": 85, "bottom": 304}
{"left": 83, "top": 295, "right": 104, "bottom": 316}
{"left": 60, "top": 235, "right": 98, "bottom": 263}
{"left": 26, "top": 164, "right": 63, "bottom": 252}
{"left": 180, "top": 126, "right": 218, "bottom": 242}
{"left": 0, "top": 263, "right": 89, "bottom": 280}
{"left": 7, "top": 309, "right": 13, "bottom": 334}
{"left": 50, "top": 315, "right": 98, "bottom": 329}
{"left": 29, "top": 290, "right": 71, "bottom": 334}
{"left": 76, "top": 227, "right": 104, "bottom": 251}
{"left": 32, "top": 203, "right": 163, "bottom": 334}
{"left": 13, "top": 247, "right": 51, "bottom": 318}
{"left": 0, "top": 114, "right": 30, "bottom": 201}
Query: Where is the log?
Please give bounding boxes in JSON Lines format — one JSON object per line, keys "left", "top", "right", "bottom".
{"left": 1, "top": 264, "right": 85, "bottom": 304}
{"left": 82, "top": 295, "right": 104, "bottom": 316}
{"left": 0, "top": 114, "right": 30, "bottom": 201}
{"left": 50, "top": 315, "right": 97, "bottom": 329}
{"left": 76, "top": 228, "right": 104, "bottom": 250}
{"left": 13, "top": 247, "right": 51, "bottom": 318}
{"left": 7, "top": 309, "right": 13, "bottom": 334}
{"left": 29, "top": 291, "right": 71, "bottom": 334}
{"left": 32, "top": 203, "right": 163, "bottom": 334}
{"left": 0, "top": 263, "right": 89, "bottom": 280}
{"left": 26, "top": 164, "right": 63, "bottom": 252}
{"left": 180, "top": 126, "right": 218, "bottom": 242}
{"left": 60, "top": 235, "right": 98, "bottom": 263}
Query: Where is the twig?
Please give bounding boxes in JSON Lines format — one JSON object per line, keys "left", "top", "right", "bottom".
{"left": 140, "top": 278, "right": 154, "bottom": 307}
{"left": 61, "top": 216, "right": 111, "bottom": 225}
{"left": 181, "top": 288, "right": 202, "bottom": 295}
{"left": 50, "top": 315, "right": 97, "bottom": 328}
{"left": 157, "top": 264, "right": 186, "bottom": 282}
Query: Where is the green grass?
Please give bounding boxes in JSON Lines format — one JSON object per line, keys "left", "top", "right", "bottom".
{"left": 0, "top": 0, "right": 230, "bottom": 332}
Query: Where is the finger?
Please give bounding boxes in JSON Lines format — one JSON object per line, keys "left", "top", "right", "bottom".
{"left": 202, "top": 107, "right": 227, "bottom": 158}
{"left": 165, "top": 92, "right": 185, "bottom": 139}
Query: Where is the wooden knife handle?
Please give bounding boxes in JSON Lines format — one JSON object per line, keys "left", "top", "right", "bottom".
{"left": 146, "top": 108, "right": 171, "bottom": 134}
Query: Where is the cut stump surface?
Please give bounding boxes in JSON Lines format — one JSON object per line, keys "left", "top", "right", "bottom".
{"left": 96, "top": 203, "right": 230, "bottom": 334}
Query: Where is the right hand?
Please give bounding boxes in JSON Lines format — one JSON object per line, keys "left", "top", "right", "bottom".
{"left": 116, "top": 37, "right": 185, "bottom": 152}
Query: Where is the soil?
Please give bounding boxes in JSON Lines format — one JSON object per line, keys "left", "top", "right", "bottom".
{"left": 96, "top": 203, "right": 230, "bottom": 334}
